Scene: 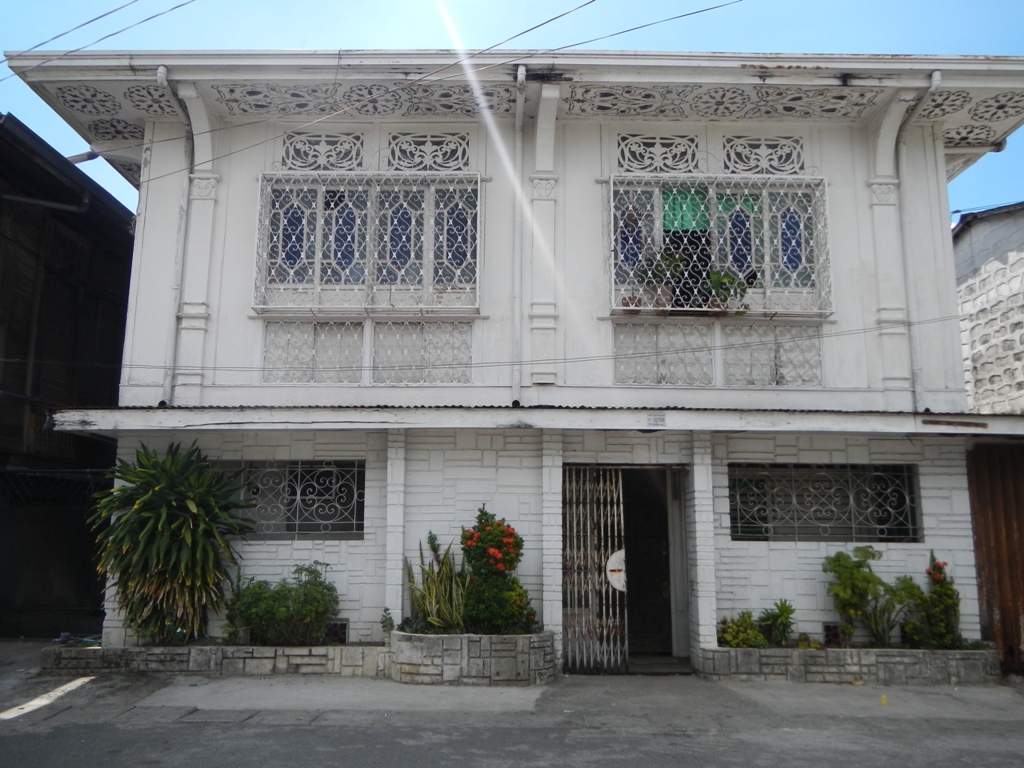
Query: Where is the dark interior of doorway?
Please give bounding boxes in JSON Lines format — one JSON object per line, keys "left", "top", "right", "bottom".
{"left": 622, "top": 468, "right": 673, "bottom": 657}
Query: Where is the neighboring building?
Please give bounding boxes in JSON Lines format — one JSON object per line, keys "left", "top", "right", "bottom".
{"left": 955, "top": 201, "right": 1024, "bottom": 414}
{"left": 10, "top": 50, "right": 1024, "bottom": 672}
{"left": 0, "top": 113, "right": 134, "bottom": 636}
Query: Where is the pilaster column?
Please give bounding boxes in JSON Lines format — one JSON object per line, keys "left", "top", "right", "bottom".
{"left": 529, "top": 84, "right": 561, "bottom": 385}
{"left": 541, "top": 429, "right": 564, "bottom": 662}
{"left": 385, "top": 429, "right": 407, "bottom": 617}
{"left": 687, "top": 431, "right": 718, "bottom": 669}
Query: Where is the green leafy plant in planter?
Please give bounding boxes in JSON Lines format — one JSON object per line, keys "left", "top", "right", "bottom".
{"left": 460, "top": 506, "right": 537, "bottom": 634}
{"left": 224, "top": 562, "right": 340, "bottom": 645}
{"left": 90, "top": 443, "right": 253, "bottom": 644}
{"left": 758, "top": 599, "right": 795, "bottom": 646}
{"left": 902, "top": 553, "right": 964, "bottom": 650}
{"left": 822, "top": 546, "right": 882, "bottom": 646}
{"left": 718, "top": 611, "right": 768, "bottom": 648}
{"left": 400, "top": 531, "right": 469, "bottom": 634}
{"left": 699, "top": 268, "right": 748, "bottom": 313}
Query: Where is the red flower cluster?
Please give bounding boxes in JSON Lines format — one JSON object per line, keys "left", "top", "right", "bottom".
{"left": 461, "top": 506, "right": 524, "bottom": 575}
{"left": 925, "top": 560, "right": 950, "bottom": 582}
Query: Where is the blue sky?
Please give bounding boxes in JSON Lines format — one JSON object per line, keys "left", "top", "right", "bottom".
{"left": 2, "top": 0, "right": 1022, "bottom": 214}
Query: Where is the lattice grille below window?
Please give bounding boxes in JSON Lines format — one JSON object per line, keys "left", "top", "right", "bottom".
{"left": 242, "top": 461, "right": 365, "bottom": 538}
{"left": 728, "top": 464, "right": 919, "bottom": 543}
{"left": 255, "top": 172, "right": 479, "bottom": 311}
{"left": 723, "top": 324, "right": 822, "bottom": 386}
{"left": 611, "top": 175, "right": 830, "bottom": 315}
{"left": 373, "top": 321, "right": 472, "bottom": 384}
{"left": 613, "top": 323, "right": 713, "bottom": 385}
{"left": 263, "top": 322, "right": 363, "bottom": 383}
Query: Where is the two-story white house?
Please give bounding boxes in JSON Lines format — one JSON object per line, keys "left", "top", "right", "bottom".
{"left": 11, "top": 50, "right": 1024, "bottom": 674}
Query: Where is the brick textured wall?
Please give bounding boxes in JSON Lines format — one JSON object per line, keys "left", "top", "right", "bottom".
{"left": 711, "top": 434, "right": 980, "bottom": 642}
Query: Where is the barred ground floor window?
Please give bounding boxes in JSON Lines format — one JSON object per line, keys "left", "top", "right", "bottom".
{"left": 240, "top": 460, "right": 366, "bottom": 539}
{"left": 728, "top": 464, "right": 919, "bottom": 543}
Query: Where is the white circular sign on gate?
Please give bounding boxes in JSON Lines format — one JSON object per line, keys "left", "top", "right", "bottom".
{"left": 606, "top": 549, "right": 626, "bottom": 592}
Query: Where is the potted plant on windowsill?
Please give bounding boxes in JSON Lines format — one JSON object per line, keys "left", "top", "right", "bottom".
{"left": 698, "top": 269, "right": 748, "bottom": 315}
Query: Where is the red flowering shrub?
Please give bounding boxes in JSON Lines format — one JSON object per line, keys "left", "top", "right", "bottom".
{"left": 903, "top": 551, "right": 963, "bottom": 650}
{"left": 460, "top": 505, "right": 537, "bottom": 634}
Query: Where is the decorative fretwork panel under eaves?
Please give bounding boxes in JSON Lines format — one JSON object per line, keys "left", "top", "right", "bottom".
{"left": 610, "top": 175, "right": 830, "bottom": 315}
{"left": 255, "top": 172, "right": 479, "bottom": 312}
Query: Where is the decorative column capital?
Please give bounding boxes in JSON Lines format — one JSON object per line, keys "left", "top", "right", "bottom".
{"left": 530, "top": 175, "right": 558, "bottom": 199}
{"left": 189, "top": 173, "right": 220, "bottom": 200}
{"left": 867, "top": 179, "right": 899, "bottom": 206}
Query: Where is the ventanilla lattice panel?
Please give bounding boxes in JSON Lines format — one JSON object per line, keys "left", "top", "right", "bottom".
{"left": 613, "top": 323, "right": 713, "bottom": 385}
{"left": 611, "top": 175, "right": 830, "bottom": 315}
{"left": 723, "top": 324, "right": 822, "bottom": 387}
{"left": 255, "top": 172, "right": 479, "bottom": 312}
{"left": 372, "top": 321, "right": 472, "bottom": 384}
{"left": 728, "top": 464, "right": 919, "bottom": 542}
{"left": 263, "top": 322, "right": 363, "bottom": 383}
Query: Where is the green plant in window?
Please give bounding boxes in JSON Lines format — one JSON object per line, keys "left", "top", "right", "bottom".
{"left": 700, "top": 268, "right": 748, "bottom": 310}
{"left": 90, "top": 443, "right": 254, "bottom": 644}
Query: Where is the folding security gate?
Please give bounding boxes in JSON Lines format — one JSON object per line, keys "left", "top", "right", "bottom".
{"left": 562, "top": 466, "right": 627, "bottom": 673}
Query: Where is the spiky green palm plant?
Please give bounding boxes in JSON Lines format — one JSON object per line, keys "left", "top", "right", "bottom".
{"left": 90, "top": 443, "right": 253, "bottom": 643}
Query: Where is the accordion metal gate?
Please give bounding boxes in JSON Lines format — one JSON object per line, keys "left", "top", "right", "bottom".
{"left": 562, "top": 466, "right": 627, "bottom": 673}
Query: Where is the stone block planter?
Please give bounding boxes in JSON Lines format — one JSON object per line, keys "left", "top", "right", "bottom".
{"left": 390, "top": 631, "right": 555, "bottom": 686}
{"left": 698, "top": 647, "right": 1001, "bottom": 684}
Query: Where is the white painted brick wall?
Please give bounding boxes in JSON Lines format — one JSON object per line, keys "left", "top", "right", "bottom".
{"left": 711, "top": 434, "right": 981, "bottom": 642}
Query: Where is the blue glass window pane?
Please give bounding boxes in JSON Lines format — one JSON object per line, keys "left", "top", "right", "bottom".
{"left": 334, "top": 204, "right": 357, "bottom": 269}
{"left": 390, "top": 205, "right": 413, "bottom": 268}
{"left": 283, "top": 205, "right": 305, "bottom": 266}
{"left": 447, "top": 206, "right": 469, "bottom": 267}
{"left": 619, "top": 213, "right": 642, "bottom": 268}
{"left": 781, "top": 207, "right": 803, "bottom": 271}
{"left": 728, "top": 209, "right": 753, "bottom": 272}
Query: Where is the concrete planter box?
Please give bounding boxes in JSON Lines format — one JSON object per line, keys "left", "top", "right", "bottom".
{"left": 698, "top": 647, "right": 1001, "bottom": 684}
{"left": 390, "top": 631, "right": 555, "bottom": 686}
{"left": 41, "top": 632, "right": 556, "bottom": 686}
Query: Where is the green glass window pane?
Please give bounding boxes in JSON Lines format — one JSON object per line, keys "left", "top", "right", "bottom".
{"left": 715, "top": 194, "right": 758, "bottom": 215}
{"left": 663, "top": 188, "right": 709, "bottom": 231}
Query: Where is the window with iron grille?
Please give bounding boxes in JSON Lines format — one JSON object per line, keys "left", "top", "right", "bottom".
{"left": 241, "top": 461, "right": 365, "bottom": 539}
{"left": 728, "top": 464, "right": 919, "bottom": 543}
{"left": 255, "top": 173, "right": 479, "bottom": 312}
{"left": 611, "top": 176, "right": 830, "bottom": 315}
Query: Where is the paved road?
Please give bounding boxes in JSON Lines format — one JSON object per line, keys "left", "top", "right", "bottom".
{"left": 2, "top": 641, "right": 1024, "bottom": 767}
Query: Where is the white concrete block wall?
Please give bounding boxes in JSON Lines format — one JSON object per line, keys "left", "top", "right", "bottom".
{"left": 711, "top": 433, "right": 981, "bottom": 642}
{"left": 562, "top": 430, "right": 693, "bottom": 465}
{"left": 402, "top": 429, "right": 545, "bottom": 622}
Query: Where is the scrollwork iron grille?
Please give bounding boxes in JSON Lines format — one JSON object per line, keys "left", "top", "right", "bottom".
{"left": 241, "top": 461, "right": 365, "bottom": 538}
{"left": 610, "top": 175, "right": 830, "bottom": 315}
{"left": 372, "top": 321, "right": 472, "bottom": 384}
{"left": 263, "top": 322, "right": 363, "bottom": 383}
{"left": 613, "top": 323, "right": 713, "bottom": 385}
{"left": 728, "top": 464, "right": 919, "bottom": 543}
{"left": 255, "top": 172, "right": 479, "bottom": 312}
{"left": 722, "top": 324, "right": 822, "bottom": 387}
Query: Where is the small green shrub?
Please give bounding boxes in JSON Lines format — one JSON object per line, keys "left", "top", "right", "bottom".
{"left": 822, "top": 546, "right": 883, "bottom": 646}
{"left": 462, "top": 506, "right": 537, "bottom": 635}
{"left": 402, "top": 532, "right": 468, "bottom": 633}
{"left": 864, "top": 575, "right": 919, "bottom": 648}
{"left": 758, "top": 600, "right": 795, "bottom": 646}
{"left": 225, "top": 562, "right": 339, "bottom": 645}
{"left": 903, "top": 553, "right": 964, "bottom": 650}
{"left": 718, "top": 611, "right": 768, "bottom": 648}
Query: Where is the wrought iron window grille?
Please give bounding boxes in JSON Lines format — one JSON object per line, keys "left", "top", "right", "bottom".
{"left": 610, "top": 175, "right": 830, "bottom": 316}
{"left": 728, "top": 464, "right": 919, "bottom": 543}
{"left": 255, "top": 172, "right": 480, "bottom": 314}
{"left": 240, "top": 460, "right": 365, "bottom": 539}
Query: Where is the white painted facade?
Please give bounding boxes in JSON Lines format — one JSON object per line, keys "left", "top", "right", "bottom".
{"left": 12, "top": 50, "right": 1024, "bottom": 670}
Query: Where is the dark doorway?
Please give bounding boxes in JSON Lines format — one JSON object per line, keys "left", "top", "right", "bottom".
{"left": 622, "top": 468, "right": 672, "bottom": 656}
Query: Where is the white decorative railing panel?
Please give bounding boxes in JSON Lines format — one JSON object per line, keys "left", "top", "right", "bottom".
{"left": 372, "top": 321, "right": 472, "bottom": 384}
{"left": 613, "top": 323, "right": 713, "bottom": 385}
{"left": 263, "top": 322, "right": 363, "bottom": 383}
{"left": 722, "top": 324, "right": 822, "bottom": 387}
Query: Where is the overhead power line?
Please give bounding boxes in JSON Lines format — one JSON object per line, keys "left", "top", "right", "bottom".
{"left": 0, "top": 0, "right": 202, "bottom": 84}
{"left": 0, "top": 0, "right": 144, "bottom": 68}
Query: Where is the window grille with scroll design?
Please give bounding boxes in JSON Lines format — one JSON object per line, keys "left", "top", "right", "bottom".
{"left": 611, "top": 176, "right": 830, "bottom": 315}
{"left": 255, "top": 172, "right": 479, "bottom": 312}
{"left": 728, "top": 464, "right": 919, "bottom": 543}
{"left": 241, "top": 461, "right": 365, "bottom": 538}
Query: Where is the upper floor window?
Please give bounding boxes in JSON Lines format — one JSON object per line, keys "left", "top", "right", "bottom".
{"left": 611, "top": 176, "right": 830, "bottom": 315}
{"left": 255, "top": 173, "right": 479, "bottom": 312}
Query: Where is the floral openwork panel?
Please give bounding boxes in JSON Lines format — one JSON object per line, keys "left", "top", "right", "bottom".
{"left": 241, "top": 461, "right": 365, "bottom": 538}
{"left": 372, "top": 321, "right": 471, "bottom": 384}
{"left": 723, "top": 324, "right": 822, "bottom": 387}
{"left": 611, "top": 175, "right": 830, "bottom": 315}
{"left": 282, "top": 133, "right": 363, "bottom": 171}
{"left": 613, "top": 323, "right": 713, "bottom": 385}
{"left": 387, "top": 133, "right": 470, "bottom": 171}
{"left": 255, "top": 172, "right": 479, "bottom": 312}
{"left": 617, "top": 135, "right": 699, "bottom": 174}
{"left": 728, "top": 464, "right": 919, "bottom": 543}
{"left": 722, "top": 136, "right": 804, "bottom": 175}
{"left": 263, "top": 322, "right": 363, "bottom": 383}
